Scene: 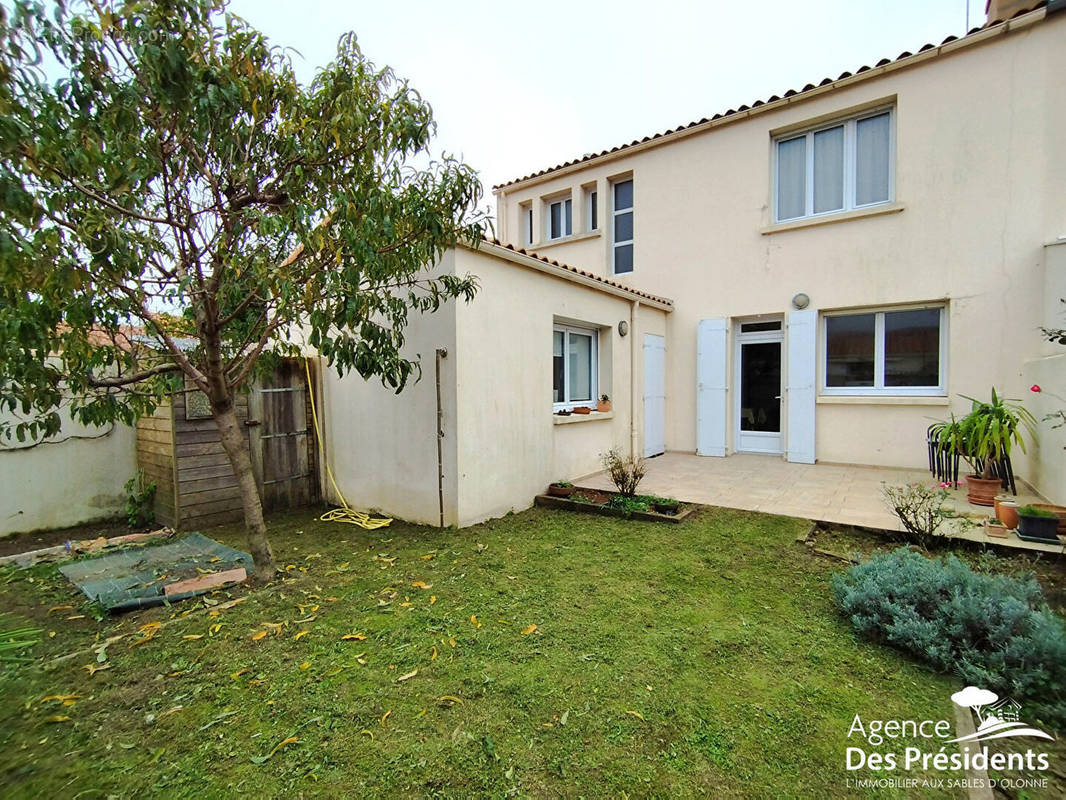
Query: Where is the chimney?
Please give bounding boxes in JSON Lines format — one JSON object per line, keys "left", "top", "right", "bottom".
{"left": 984, "top": 0, "right": 1034, "bottom": 26}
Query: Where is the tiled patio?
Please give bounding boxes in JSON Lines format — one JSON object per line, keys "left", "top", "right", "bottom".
{"left": 577, "top": 452, "right": 1064, "bottom": 554}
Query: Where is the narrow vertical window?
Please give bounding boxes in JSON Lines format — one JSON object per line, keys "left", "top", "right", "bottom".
{"left": 587, "top": 189, "right": 598, "bottom": 231}
{"left": 612, "top": 179, "right": 634, "bottom": 274}
{"left": 523, "top": 204, "right": 533, "bottom": 246}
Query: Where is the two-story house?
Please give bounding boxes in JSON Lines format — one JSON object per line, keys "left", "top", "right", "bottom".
{"left": 321, "top": 1, "right": 1066, "bottom": 527}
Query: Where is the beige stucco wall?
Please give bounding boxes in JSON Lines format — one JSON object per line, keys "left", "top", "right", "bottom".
{"left": 0, "top": 414, "right": 136, "bottom": 536}
{"left": 320, "top": 252, "right": 460, "bottom": 526}
{"left": 451, "top": 246, "right": 667, "bottom": 526}
{"left": 494, "top": 12, "right": 1065, "bottom": 488}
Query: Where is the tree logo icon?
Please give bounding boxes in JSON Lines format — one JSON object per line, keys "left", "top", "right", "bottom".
{"left": 948, "top": 686, "right": 1054, "bottom": 744}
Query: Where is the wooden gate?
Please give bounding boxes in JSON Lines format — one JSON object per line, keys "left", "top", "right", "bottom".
{"left": 248, "top": 360, "right": 318, "bottom": 512}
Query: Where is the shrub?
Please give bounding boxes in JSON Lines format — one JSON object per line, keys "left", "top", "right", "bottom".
{"left": 880, "top": 483, "right": 953, "bottom": 549}
{"left": 831, "top": 548, "right": 1066, "bottom": 728}
{"left": 124, "top": 470, "right": 157, "bottom": 529}
{"left": 607, "top": 495, "right": 651, "bottom": 515}
{"left": 600, "top": 448, "right": 646, "bottom": 496}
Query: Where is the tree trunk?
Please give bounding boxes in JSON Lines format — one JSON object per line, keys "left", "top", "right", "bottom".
{"left": 214, "top": 400, "right": 274, "bottom": 582}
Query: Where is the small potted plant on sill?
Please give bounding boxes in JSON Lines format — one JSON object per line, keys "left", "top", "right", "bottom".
{"left": 548, "top": 481, "right": 575, "bottom": 498}
{"left": 1016, "top": 504, "right": 1060, "bottom": 543}
{"left": 597, "top": 394, "right": 611, "bottom": 413}
{"left": 936, "top": 389, "right": 1036, "bottom": 507}
{"left": 984, "top": 517, "right": 1009, "bottom": 539}
{"left": 555, "top": 408, "right": 572, "bottom": 416}
{"left": 573, "top": 406, "right": 592, "bottom": 415}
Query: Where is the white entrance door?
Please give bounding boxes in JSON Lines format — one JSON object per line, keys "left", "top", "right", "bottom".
{"left": 735, "top": 321, "right": 783, "bottom": 454}
{"left": 643, "top": 334, "right": 666, "bottom": 457}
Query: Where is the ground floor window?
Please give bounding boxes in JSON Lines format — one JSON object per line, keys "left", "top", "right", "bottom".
{"left": 553, "top": 324, "right": 597, "bottom": 408}
{"left": 822, "top": 305, "right": 945, "bottom": 395}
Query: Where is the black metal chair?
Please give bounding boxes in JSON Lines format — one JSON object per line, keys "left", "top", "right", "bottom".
{"left": 926, "top": 422, "right": 1015, "bottom": 495}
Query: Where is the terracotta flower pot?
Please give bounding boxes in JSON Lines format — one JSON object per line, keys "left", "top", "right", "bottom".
{"left": 548, "top": 484, "right": 575, "bottom": 497}
{"left": 1033, "top": 504, "right": 1066, "bottom": 536}
{"left": 596, "top": 401, "right": 611, "bottom": 413}
{"left": 964, "top": 475, "right": 1002, "bottom": 507}
{"left": 573, "top": 406, "right": 591, "bottom": 415}
{"left": 996, "top": 500, "right": 1020, "bottom": 531}
{"left": 985, "top": 519, "right": 1009, "bottom": 539}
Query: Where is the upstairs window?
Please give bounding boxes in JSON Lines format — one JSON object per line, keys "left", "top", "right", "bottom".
{"left": 521, "top": 203, "right": 533, "bottom": 246}
{"left": 612, "top": 179, "right": 633, "bottom": 274}
{"left": 553, "top": 324, "right": 598, "bottom": 408}
{"left": 586, "top": 188, "right": 598, "bottom": 231}
{"left": 823, "top": 305, "right": 945, "bottom": 395}
{"left": 546, "top": 196, "right": 572, "bottom": 240}
{"left": 775, "top": 108, "right": 893, "bottom": 223}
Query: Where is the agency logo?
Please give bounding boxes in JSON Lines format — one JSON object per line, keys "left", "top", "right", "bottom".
{"left": 947, "top": 686, "right": 1054, "bottom": 744}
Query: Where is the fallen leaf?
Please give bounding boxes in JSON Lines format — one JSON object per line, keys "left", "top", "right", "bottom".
{"left": 429, "top": 595, "right": 437, "bottom": 605}
{"left": 359, "top": 729, "right": 374, "bottom": 739}
{"left": 47, "top": 605, "right": 73, "bottom": 614}
{"left": 83, "top": 663, "right": 111, "bottom": 676}
{"left": 470, "top": 615, "right": 481, "bottom": 629}
{"left": 41, "top": 694, "right": 79, "bottom": 704}
{"left": 231, "top": 669, "right": 251, "bottom": 679}
{"left": 626, "top": 710, "right": 646, "bottom": 721}
{"left": 421, "top": 553, "right": 435, "bottom": 561}
{"left": 411, "top": 581, "right": 432, "bottom": 590}
{"left": 45, "top": 715, "right": 71, "bottom": 724}
{"left": 396, "top": 669, "right": 418, "bottom": 682}
{"left": 520, "top": 624, "right": 538, "bottom": 635}
{"left": 341, "top": 633, "right": 367, "bottom": 641}
{"left": 430, "top": 646, "right": 438, "bottom": 661}
{"left": 380, "top": 710, "right": 391, "bottom": 727}
{"left": 299, "top": 661, "right": 311, "bottom": 670}
{"left": 183, "top": 635, "right": 204, "bottom": 641}
{"left": 293, "top": 630, "right": 310, "bottom": 641}
{"left": 439, "top": 695, "right": 464, "bottom": 706}
{"left": 209, "top": 623, "right": 222, "bottom": 635}
{"left": 251, "top": 632, "right": 267, "bottom": 642}
{"left": 251, "top": 735, "right": 298, "bottom": 764}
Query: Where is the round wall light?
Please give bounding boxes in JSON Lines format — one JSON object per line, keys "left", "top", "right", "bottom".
{"left": 791, "top": 293, "right": 810, "bottom": 310}
{"left": 618, "top": 320, "right": 629, "bottom": 337}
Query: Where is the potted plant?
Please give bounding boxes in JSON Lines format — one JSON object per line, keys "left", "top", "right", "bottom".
{"left": 995, "top": 498, "right": 1020, "bottom": 530}
{"left": 1016, "top": 505, "right": 1060, "bottom": 543}
{"left": 984, "top": 517, "right": 1009, "bottom": 539}
{"left": 555, "top": 408, "right": 572, "bottom": 416}
{"left": 597, "top": 394, "right": 611, "bottom": 413}
{"left": 573, "top": 406, "right": 591, "bottom": 415}
{"left": 652, "top": 496, "right": 680, "bottom": 515}
{"left": 548, "top": 481, "right": 575, "bottom": 497}
{"left": 1033, "top": 503, "right": 1066, "bottom": 536}
{"left": 936, "top": 389, "right": 1037, "bottom": 507}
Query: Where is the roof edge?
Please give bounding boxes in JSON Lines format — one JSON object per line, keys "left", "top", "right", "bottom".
{"left": 458, "top": 239, "right": 674, "bottom": 310}
{"left": 493, "top": 3, "right": 1048, "bottom": 194}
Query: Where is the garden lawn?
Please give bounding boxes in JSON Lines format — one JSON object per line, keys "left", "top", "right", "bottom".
{"left": 0, "top": 506, "right": 980, "bottom": 797}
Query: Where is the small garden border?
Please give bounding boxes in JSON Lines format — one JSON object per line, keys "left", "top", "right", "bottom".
{"left": 534, "top": 487, "right": 696, "bottom": 524}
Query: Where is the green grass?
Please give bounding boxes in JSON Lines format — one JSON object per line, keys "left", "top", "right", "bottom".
{"left": 0, "top": 506, "right": 1044, "bottom": 797}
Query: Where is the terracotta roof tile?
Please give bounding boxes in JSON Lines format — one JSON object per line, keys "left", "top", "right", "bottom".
{"left": 478, "top": 238, "right": 673, "bottom": 307}
{"left": 492, "top": 2, "right": 1048, "bottom": 191}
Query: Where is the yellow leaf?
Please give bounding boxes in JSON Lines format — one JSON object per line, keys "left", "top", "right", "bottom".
{"left": 210, "top": 623, "right": 222, "bottom": 635}
{"left": 380, "top": 710, "right": 391, "bottom": 727}
{"left": 626, "top": 710, "right": 646, "bottom": 721}
{"left": 231, "top": 669, "right": 251, "bottom": 679}
{"left": 396, "top": 669, "right": 418, "bottom": 682}
{"left": 421, "top": 553, "right": 435, "bottom": 561}
{"left": 139, "top": 622, "right": 162, "bottom": 633}
{"left": 83, "top": 663, "right": 111, "bottom": 676}
{"left": 430, "top": 646, "right": 438, "bottom": 661}
{"left": 299, "top": 661, "right": 311, "bottom": 670}
{"left": 448, "top": 637, "right": 457, "bottom": 648}
{"left": 400, "top": 602, "right": 412, "bottom": 608}
{"left": 293, "top": 630, "right": 310, "bottom": 641}
{"left": 48, "top": 605, "right": 73, "bottom": 614}
{"left": 470, "top": 615, "right": 481, "bottom": 629}
{"left": 268, "top": 735, "right": 298, "bottom": 757}
{"left": 430, "top": 595, "right": 437, "bottom": 605}
{"left": 251, "top": 631, "right": 267, "bottom": 642}
{"left": 359, "top": 729, "right": 374, "bottom": 739}
{"left": 61, "top": 698, "right": 77, "bottom": 706}
{"left": 411, "top": 581, "right": 432, "bottom": 590}
{"left": 520, "top": 624, "right": 538, "bottom": 635}
{"left": 42, "top": 694, "right": 79, "bottom": 704}
{"left": 439, "top": 695, "right": 464, "bottom": 706}
{"left": 45, "top": 715, "right": 71, "bottom": 723}
{"left": 183, "top": 635, "right": 203, "bottom": 641}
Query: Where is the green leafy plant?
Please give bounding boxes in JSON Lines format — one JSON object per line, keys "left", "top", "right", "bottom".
{"left": 607, "top": 495, "right": 651, "bottom": 515}
{"left": 1017, "top": 505, "right": 1057, "bottom": 519}
{"left": 601, "top": 449, "right": 647, "bottom": 497}
{"left": 0, "top": 613, "right": 40, "bottom": 663}
{"left": 832, "top": 548, "right": 1066, "bottom": 727}
{"left": 936, "top": 389, "right": 1037, "bottom": 479}
{"left": 551, "top": 481, "right": 573, "bottom": 488}
{"left": 123, "top": 470, "right": 157, "bottom": 529}
{"left": 880, "top": 483, "right": 953, "bottom": 550}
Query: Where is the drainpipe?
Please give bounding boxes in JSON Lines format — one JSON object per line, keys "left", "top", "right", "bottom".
{"left": 435, "top": 347, "right": 447, "bottom": 528}
{"left": 630, "top": 299, "right": 640, "bottom": 460}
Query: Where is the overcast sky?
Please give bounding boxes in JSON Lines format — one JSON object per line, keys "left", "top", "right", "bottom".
{"left": 228, "top": 0, "right": 981, "bottom": 204}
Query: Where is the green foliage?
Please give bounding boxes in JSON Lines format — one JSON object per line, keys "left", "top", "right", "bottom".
{"left": 600, "top": 448, "right": 647, "bottom": 497}
{"left": 123, "top": 470, "right": 157, "bottom": 528}
{"left": 551, "top": 481, "right": 573, "bottom": 488}
{"left": 832, "top": 548, "right": 1066, "bottom": 726}
{"left": 1018, "top": 505, "right": 1057, "bottom": 519}
{"left": 607, "top": 494, "right": 651, "bottom": 515}
{"left": 0, "top": 612, "right": 39, "bottom": 663}
{"left": 0, "top": 0, "right": 488, "bottom": 442}
{"left": 936, "top": 389, "right": 1037, "bottom": 479}
{"left": 880, "top": 483, "right": 953, "bottom": 549}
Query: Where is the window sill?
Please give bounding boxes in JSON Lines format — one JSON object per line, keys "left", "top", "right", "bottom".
{"left": 531, "top": 230, "right": 601, "bottom": 251}
{"left": 761, "top": 202, "right": 904, "bottom": 235}
{"left": 817, "top": 394, "right": 948, "bottom": 406}
{"left": 553, "top": 410, "right": 614, "bottom": 425}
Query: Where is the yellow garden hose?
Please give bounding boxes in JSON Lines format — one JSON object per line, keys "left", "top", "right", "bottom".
{"left": 305, "top": 358, "right": 392, "bottom": 530}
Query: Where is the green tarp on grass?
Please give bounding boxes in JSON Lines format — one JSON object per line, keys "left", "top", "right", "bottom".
{"left": 59, "top": 532, "right": 252, "bottom": 613}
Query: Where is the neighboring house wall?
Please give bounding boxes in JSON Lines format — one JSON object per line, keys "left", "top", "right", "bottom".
{"left": 494, "top": 10, "right": 1065, "bottom": 478}
{"left": 0, "top": 413, "right": 136, "bottom": 536}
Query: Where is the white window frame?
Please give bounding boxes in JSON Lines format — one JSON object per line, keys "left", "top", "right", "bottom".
{"left": 820, "top": 304, "right": 947, "bottom": 397}
{"left": 553, "top": 323, "right": 598, "bottom": 410}
{"left": 586, "top": 188, "right": 598, "bottom": 231}
{"left": 611, "top": 179, "right": 634, "bottom": 275}
{"left": 773, "top": 106, "right": 895, "bottom": 223}
{"left": 544, "top": 195, "right": 573, "bottom": 241}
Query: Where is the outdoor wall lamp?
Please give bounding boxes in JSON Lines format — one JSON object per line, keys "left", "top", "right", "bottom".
{"left": 618, "top": 320, "right": 629, "bottom": 337}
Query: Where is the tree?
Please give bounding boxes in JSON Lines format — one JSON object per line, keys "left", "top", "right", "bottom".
{"left": 0, "top": 0, "right": 487, "bottom": 581}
